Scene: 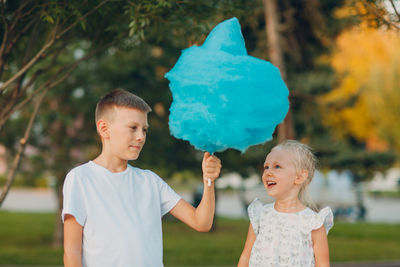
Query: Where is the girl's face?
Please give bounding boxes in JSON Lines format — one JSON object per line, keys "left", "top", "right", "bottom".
{"left": 262, "top": 149, "right": 301, "bottom": 199}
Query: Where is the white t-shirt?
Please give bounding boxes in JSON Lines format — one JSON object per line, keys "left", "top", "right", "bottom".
{"left": 62, "top": 161, "right": 181, "bottom": 267}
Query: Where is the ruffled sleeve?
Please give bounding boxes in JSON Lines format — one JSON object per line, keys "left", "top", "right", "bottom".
{"left": 310, "top": 207, "right": 334, "bottom": 234}
{"left": 247, "top": 198, "right": 264, "bottom": 235}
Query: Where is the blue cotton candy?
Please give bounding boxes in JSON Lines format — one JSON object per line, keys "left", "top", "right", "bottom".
{"left": 165, "top": 17, "right": 289, "bottom": 153}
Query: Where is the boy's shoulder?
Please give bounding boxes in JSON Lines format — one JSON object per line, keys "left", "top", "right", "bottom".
{"left": 66, "top": 161, "right": 164, "bottom": 183}
{"left": 67, "top": 161, "right": 92, "bottom": 175}
{"left": 126, "top": 164, "right": 162, "bottom": 180}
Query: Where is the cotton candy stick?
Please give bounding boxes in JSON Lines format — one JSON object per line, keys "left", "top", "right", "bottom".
{"left": 207, "top": 152, "right": 215, "bottom": 187}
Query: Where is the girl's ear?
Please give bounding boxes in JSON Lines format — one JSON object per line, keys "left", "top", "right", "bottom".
{"left": 96, "top": 119, "right": 110, "bottom": 139}
{"left": 295, "top": 169, "right": 308, "bottom": 185}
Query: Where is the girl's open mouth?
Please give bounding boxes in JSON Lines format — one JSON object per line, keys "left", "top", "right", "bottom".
{"left": 266, "top": 181, "right": 277, "bottom": 189}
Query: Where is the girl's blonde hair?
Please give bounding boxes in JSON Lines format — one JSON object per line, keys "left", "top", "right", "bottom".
{"left": 272, "top": 140, "right": 318, "bottom": 210}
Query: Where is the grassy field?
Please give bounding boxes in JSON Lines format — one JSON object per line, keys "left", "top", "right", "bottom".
{"left": 0, "top": 211, "right": 399, "bottom": 265}
{"left": 368, "top": 190, "right": 400, "bottom": 198}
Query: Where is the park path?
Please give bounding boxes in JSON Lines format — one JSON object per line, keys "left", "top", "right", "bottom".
{"left": 1, "top": 262, "right": 400, "bottom": 267}
{"left": 2, "top": 188, "right": 400, "bottom": 223}
{"left": 332, "top": 262, "right": 400, "bottom": 267}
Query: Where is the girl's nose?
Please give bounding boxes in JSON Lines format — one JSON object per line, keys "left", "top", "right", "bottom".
{"left": 263, "top": 168, "right": 272, "bottom": 177}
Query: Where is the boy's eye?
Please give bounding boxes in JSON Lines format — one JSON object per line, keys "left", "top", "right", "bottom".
{"left": 274, "top": 165, "right": 281, "bottom": 169}
{"left": 264, "top": 166, "right": 269, "bottom": 170}
{"left": 130, "top": 126, "right": 148, "bottom": 134}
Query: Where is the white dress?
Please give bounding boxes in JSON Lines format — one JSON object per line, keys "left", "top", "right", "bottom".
{"left": 248, "top": 199, "right": 334, "bottom": 267}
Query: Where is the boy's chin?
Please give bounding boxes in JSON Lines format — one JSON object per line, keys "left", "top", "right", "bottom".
{"left": 122, "top": 153, "right": 140, "bottom": 161}
{"left": 125, "top": 152, "right": 141, "bottom": 161}
{"left": 128, "top": 155, "right": 140, "bottom": 161}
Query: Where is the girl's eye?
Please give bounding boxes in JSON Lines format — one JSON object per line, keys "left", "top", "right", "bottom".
{"left": 264, "top": 166, "right": 269, "bottom": 170}
{"left": 274, "top": 165, "right": 281, "bottom": 169}
{"left": 143, "top": 128, "right": 147, "bottom": 133}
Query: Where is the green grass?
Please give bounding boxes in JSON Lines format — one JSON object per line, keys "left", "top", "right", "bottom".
{"left": 328, "top": 222, "right": 400, "bottom": 262}
{"left": 0, "top": 211, "right": 63, "bottom": 265}
{"left": 368, "top": 190, "right": 400, "bottom": 198}
{"left": 163, "top": 218, "right": 249, "bottom": 265}
{"left": 0, "top": 211, "right": 399, "bottom": 265}
{"left": 163, "top": 219, "right": 400, "bottom": 265}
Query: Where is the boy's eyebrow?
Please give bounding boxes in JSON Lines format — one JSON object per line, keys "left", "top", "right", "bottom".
{"left": 128, "top": 121, "right": 149, "bottom": 127}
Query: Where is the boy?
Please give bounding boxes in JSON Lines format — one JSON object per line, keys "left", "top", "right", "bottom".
{"left": 62, "top": 89, "right": 221, "bottom": 267}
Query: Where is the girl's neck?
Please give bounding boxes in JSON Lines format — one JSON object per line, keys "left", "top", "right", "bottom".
{"left": 274, "top": 198, "right": 305, "bottom": 213}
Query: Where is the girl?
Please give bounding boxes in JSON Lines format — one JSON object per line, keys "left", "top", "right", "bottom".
{"left": 238, "top": 140, "right": 333, "bottom": 267}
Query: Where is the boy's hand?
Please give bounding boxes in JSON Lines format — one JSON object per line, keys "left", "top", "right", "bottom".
{"left": 202, "top": 152, "right": 222, "bottom": 184}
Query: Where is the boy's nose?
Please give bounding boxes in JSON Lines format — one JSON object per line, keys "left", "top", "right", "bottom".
{"left": 136, "top": 132, "right": 146, "bottom": 141}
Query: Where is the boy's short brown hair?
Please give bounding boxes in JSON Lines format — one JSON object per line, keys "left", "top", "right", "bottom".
{"left": 95, "top": 89, "right": 152, "bottom": 122}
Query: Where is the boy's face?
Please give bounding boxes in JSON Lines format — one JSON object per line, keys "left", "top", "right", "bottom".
{"left": 103, "top": 107, "right": 148, "bottom": 161}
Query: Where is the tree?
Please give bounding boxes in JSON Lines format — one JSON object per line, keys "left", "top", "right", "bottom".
{"left": 314, "top": 1, "right": 398, "bottom": 194}
{"left": 319, "top": 26, "right": 400, "bottom": 152}
{"left": 0, "top": 0, "right": 131, "bottom": 205}
{"left": 240, "top": 0, "right": 351, "bottom": 166}
{"left": 237, "top": 0, "right": 398, "bottom": 185}
{"left": 262, "top": 0, "right": 295, "bottom": 141}
{"left": 342, "top": 0, "right": 400, "bottom": 30}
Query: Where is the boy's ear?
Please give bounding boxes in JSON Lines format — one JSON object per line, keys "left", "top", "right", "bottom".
{"left": 295, "top": 169, "right": 308, "bottom": 185}
{"left": 96, "top": 119, "right": 110, "bottom": 139}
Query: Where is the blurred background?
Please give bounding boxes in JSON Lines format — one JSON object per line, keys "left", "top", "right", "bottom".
{"left": 0, "top": 0, "right": 399, "bottom": 266}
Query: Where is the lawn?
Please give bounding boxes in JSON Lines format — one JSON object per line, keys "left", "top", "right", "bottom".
{"left": 0, "top": 211, "right": 399, "bottom": 266}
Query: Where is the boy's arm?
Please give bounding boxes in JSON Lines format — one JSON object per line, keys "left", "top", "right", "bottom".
{"left": 169, "top": 152, "right": 221, "bottom": 232}
{"left": 312, "top": 225, "right": 330, "bottom": 267}
{"left": 64, "top": 214, "right": 83, "bottom": 267}
{"left": 237, "top": 223, "right": 256, "bottom": 267}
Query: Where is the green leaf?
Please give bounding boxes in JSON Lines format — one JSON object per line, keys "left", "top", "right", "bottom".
{"left": 44, "top": 15, "right": 55, "bottom": 24}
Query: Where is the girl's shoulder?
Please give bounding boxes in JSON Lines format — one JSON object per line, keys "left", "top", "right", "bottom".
{"left": 299, "top": 206, "right": 334, "bottom": 235}
{"left": 248, "top": 198, "right": 274, "bottom": 215}
{"left": 247, "top": 198, "right": 274, "bottom": 235}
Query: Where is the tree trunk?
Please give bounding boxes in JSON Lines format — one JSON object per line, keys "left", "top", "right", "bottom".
{"left": 53, "top": 182, "right": 64, "bottom": 248}
{"left": 263, "top": 0, "right": 295, "bottom": 141}
{"left": 0, "top": 89, "right": 48, "bottom": 206}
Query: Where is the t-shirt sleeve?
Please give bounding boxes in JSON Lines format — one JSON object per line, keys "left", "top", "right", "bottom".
{"left": 154, "top": 173, "right": 181, "bottom": 216}
{"left": 61, "top": 170, "right": 87, "bottom": 226}
{"left": 247, "top": 198, "right": 264, "bottom": 235}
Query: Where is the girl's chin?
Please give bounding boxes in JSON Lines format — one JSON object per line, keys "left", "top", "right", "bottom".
{"left": 264, "top": 188, "right": 276, "bottom": 197}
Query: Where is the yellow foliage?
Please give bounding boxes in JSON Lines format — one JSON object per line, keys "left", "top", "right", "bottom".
{"left": 319, "top": 24, "right": 400, "bottom": 150}
{"left": 334, "top": 0, "right": 386, "bottom": 28}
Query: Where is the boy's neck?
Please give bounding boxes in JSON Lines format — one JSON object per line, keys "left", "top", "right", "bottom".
{"left": 93, "top": 153, "right": 128, "bottom": 173}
